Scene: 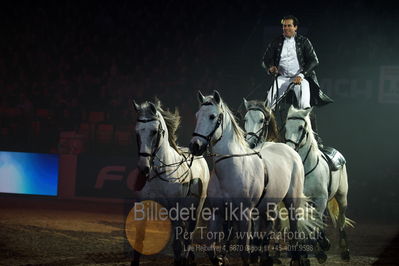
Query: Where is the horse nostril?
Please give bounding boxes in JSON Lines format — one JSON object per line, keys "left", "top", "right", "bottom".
{"left": 193, "top": 143, "right": 199, "bottom": 154}
{"left": 143, "top": 166, "right": 150, "bottom": 175}
{"left": 189, "top": 142, "right": 194, "bottom": 153}
{"left": 189, "top": 141, "right": 201, "bottom": 155}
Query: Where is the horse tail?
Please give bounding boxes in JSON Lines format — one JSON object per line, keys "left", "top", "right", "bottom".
{"left": 297, "top": 195, "right": 325, "bottom": 236}
{"left": 327, "top": 197, "right": 356, "bottom": 228}
{"left": 277, "top": 195, "right": 324, "bottom": 237}
{"left": 327, "top": 198, "right": 339, "bottom": 227}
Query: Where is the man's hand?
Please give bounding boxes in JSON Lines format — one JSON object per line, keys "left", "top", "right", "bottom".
{"left": 293, "top": 75, "right": 303, "bottom": 84}
{"left": 268, "top": 66, "right": 278, "bottom": 76}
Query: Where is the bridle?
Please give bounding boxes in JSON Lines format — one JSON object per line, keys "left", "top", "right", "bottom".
{"left": 192, "top": 101, "right": 262, "bottom": 164}
{"left": 285, "top": 116, "right": 319, "bottom": 176}
{"left": 136, "top": 115, "right": 195, "bottom": 183}
{"left": 136, "top": 116, "right": 164, "bottom": 160}
{"left": 244, "top": 107, "right": 271, "bottom": 146}
{"left": 192, "top": 102, "right": 224, "bottom": 146}
{"left": 284, "top": 116, "right": 308, "bottom": 151}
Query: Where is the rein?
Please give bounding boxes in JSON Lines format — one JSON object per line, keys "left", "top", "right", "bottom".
{"left": 284, "top": 116, "right": 308, "bottom": 150}
{"left": 192, "top": 102, "right": 224, "bottom": 145}
{"left": 213, "top": 151, "right": 262, "bottom": 164}
{"left": 137, "top": 117, "right": 164, "bottom": 159}
{"left": 151, "top": 152, "right": 194, "bottom": 183}
{"left": 245, "top": 107, "right": 271, "bottom": 146}
{"left": 192, "top": 102, "right": 263, "bottom": 164}
{"left": 270, "top": 79, "right": 296, "bottom": 135}
{"left": 285, "top": 116, "right": 319, "bottom": 176}
{"left": 137, "top": 116, "right": 193, "bottom": 183}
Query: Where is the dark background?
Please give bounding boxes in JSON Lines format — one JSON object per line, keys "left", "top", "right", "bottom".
{"left": 1, "top": 0, "right": 398, "bottom": 222}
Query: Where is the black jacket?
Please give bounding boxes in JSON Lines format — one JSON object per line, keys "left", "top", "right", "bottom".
{"left": 263, "top": 34, "right": 333, "bottom": 106}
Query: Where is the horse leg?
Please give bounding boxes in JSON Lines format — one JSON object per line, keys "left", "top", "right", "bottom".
{"left": 333, "top": 166, "right": 350, "bottom": 262}
{"left": 181, "top": 197, "right": 201, "bottom": 266}
{"left": 131, "top": 217, "right": 146, "bottom": 266}
{"left": 238, "top": 217, "right": 251, "bottom": 266}
{"left": 318, "top": 226, "right": 331, "bottom": 251}
{"left": 181, "top": 217, "right": 197, "bottom": 266}
{"left": 272, "top": 217, "right": 283, "bottom": 264}
{"left": 131, "top": 249, "right": 141, "bottom": 266}
{"left": 335, "top": 193, "right": 350, "bottom": 261}
{"left": 172, "top": 221, "right": 184, "bottom": 265}
{"left": 311, "top": 197, "right": 329, "bottom": 264}
{"left": 222, "top": 220, "right": 231, "bottom": 259}
{"left": 283, "top": 198, "right": 310, "bottom": 266}
{"left": 259, "top": 216, "right": 274, "bottom": 266}
{"left": 206, "top": 207, "right": 227, "bottom": 265}
{"left": 249, "top": 218, "right": 261, "bottom": 264}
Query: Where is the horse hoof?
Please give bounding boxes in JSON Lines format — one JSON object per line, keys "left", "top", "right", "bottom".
{"left": 273, "top": 257, "right": 282, "bottom": 264}
{"left": 319, "top": 237, "right": 331, "bottom": 251}
{"left": 187, "top": 251, "right": 196, "bottom": 265}
{"left": 250, "top": 255, "right": 259, "bottom": 264}
{"left": 214, "top": 255, "right": 228, "bottom": 266}
{"left": 316, "top": 251, "right": 327, "bottom": 264}
{"left": 290, "top": 257, "right": 310, "bottom": 266}
{"left": 301, "top": 258, "right": 311, "bottom": 266}
{"left": 290, "top": 259, "right": 300, "bottom": 266}
{"left": 341, "top": 249, "right": 350, "bottom": 261}
{"left": 260, "top": 256, "right": 274, "bottom": 266}
{"left": 179, "top": 258, "right": 196, "bottom": 266}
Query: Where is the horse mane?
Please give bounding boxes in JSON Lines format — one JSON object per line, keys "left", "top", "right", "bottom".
{"left": 245, "top": 100, "right": 281, "bottom": 142}
{"left": 204, "top": 95, "right": 248, "bottom": 148}
{"left": 139, "top": 99, "right": 182, "bottom": 153}
{"left": 287, "top": 107, "right": 318, "bottom": 151}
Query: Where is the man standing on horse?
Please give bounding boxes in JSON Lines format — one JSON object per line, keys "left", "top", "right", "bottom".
{"left": 262, "top": 15, "right": 333, "bottom": 142}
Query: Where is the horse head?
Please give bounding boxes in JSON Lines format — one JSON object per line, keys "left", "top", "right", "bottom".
{"left": 284, "top": 105, "right": 313, "bottom": 151}
{"left": 132, "top": 99, "right": 165, "bottom": 176}
{"left": 243, "top": 98, "right": 278, "bottom": 148}
{"left": 189, "top": 90, "right": 224, "bottom": 156}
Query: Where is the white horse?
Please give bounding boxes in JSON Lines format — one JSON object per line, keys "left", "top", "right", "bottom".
{"left": 242, "top": 98, "right": 286, "bottom": 263}
{"left": 132, "top": 100, "right": 210, "bottom": 265}
{"left": 189, "top": 91, "right": 320, "bottom": 266}
{"left": 284, "top": 106, "right": 353, "bottom": 262}
{"left": 243, "top": 98, "right": 281, "bottom": 148}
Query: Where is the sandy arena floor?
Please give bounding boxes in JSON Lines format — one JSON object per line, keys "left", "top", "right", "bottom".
{"left": 0, "top": 197, "right": 398, "bottom": 265}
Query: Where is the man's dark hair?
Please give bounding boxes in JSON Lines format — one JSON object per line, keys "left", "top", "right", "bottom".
{"left": 282, "top": 15, "right": 299, "bottom": 27}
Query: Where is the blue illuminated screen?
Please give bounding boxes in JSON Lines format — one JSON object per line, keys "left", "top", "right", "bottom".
{"left": 0, "top": 151, "right": 59, "bottom": 196}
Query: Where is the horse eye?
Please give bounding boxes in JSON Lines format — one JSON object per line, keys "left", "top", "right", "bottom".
{"left": 259, "top": 119, "right": 264, "bottom": 123}
{"left": 209, "top": 114, "right": 216, "bottom": 120}
{"left": 151, "top": 130, "right": 157, "bottom": 136}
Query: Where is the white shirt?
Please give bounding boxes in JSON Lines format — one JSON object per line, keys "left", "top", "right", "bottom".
{"left": 278, "top": 36, "right": 303, "bottom": 78}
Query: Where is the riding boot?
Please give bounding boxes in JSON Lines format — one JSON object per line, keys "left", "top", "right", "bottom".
{"left": 309, "top": 111, "right": 324, "bottom": 149}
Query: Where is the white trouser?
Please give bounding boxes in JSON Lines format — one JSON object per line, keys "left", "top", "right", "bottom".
{"left": 266, "top": 76, "right": 311, "bottom": 109}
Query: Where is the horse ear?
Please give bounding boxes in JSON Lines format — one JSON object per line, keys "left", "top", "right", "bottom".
{"left": 304, "top": 107, "right": 313, "bottom": 116}
{"left": 198, "top": 91, "right": 205, "bottom": 104}
{"left": 243, "top": 98, "right": 249, "bottom": 110}
{"left": 148, "top": 102, "right": 157, "bottom": 115}
{"left": 153, "top": 97, "right": 161, "bottom": 109}
{"left": 287, "top": 105, "right": 295, "bottom": 114}
{"left": 213, "top": 90, "right": 221, "bottom": 105}
{"left": 132, "top": 100, "right": 140, "bottom": 112}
